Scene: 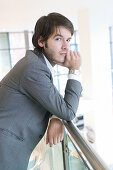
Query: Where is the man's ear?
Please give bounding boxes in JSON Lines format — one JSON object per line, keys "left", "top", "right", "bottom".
{"left": 38, "top": 36, "right": 45, "bottom": 47}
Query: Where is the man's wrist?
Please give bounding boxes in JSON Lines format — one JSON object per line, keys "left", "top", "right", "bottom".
{"left": 69, "top": 69, "right": 80, "bottom": 75}
{"left": 68, "top": 69, "right": 81, "bottom": 82}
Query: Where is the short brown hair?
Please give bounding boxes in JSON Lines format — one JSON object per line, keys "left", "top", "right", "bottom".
{"left": 32, "top": 12, "right": 74, "bottom": 52}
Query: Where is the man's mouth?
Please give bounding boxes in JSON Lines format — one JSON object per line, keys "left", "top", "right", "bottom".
{"left": 60, "top": 52, "right": 67, "bottom": 56}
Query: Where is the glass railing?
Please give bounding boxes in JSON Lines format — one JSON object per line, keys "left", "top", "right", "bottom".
{"left": 63, "top": 121, "right": 110, "bottom": 170}
{"left": 28, "top": 135, "right": 64, "bottom": 170}
{"left": 62, "top": 129, "right": 91, "bottom": 170}
{"left": 28, "top": 121, "right": 110, "bottom": 170}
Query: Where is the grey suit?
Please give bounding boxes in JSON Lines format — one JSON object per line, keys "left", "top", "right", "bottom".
{"left": 0, "top": 50, "right": 82, "bottom": 170}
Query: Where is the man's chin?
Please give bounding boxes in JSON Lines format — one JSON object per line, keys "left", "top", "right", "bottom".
{"left": 53, "top": 60, "right": 64, "bottom": 65}
{"left": 53, "top": 58, "right": 65, "bottom": 64}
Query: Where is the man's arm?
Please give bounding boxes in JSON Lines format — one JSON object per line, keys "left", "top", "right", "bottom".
{"left": 21, "top": 51, "right": 82, "bottom": 121}
{"left": 46, "top": 118, "right": 64, "bottom": 147}
{"left": 45, "top": 51, "right": 82, "bottom": 146}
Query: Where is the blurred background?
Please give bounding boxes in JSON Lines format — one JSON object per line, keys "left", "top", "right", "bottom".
{"left": 0, "top": 0, "right": 113, "bottom": 169}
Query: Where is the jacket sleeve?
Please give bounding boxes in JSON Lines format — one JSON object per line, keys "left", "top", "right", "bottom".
{"left": 20, "top": 63, "right": 82, "bottom": 121}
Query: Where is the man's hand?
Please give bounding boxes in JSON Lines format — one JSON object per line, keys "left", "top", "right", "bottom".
{"left": 46, "top": 118, "right": 64, "bottom": 147}
{"left": 59, "top": 51, "right": 81, "bottom": 70}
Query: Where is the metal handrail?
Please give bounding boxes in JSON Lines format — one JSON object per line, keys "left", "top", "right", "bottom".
{"left": 63, "top": 120, "right": 110, "bottom": 170}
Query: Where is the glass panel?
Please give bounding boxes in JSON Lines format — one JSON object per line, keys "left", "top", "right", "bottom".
{"left": 54, "top": 65, "right": 68, "bottom": 94}
{"left": 28, "top": 135, "right": 64, "bottom": 170}
{"left": 70, "top": 31, "right": 79, "bottom": 52}
{"left": 9, "top": 32, "right": 25, "bottom": 48}
{"left": 63, "top": 131, "right": 92, "bottom": 170}
{"left": 111, "top": 27, "right": 113, "bottom": 42}
{"left": 28, "top": 32, "right": 33, "bottom": 49}
{"left": 54, "top": 65, "right": 68, "bottom": 76}
{"left": 67, "top": 135, "right": 90, "bottom": 170}
{"left": 109, "top": 27, "right": 113, "bottom": 106}
{"left": 70, "top": 34, "right": 76, "bottom": 44}
{"left": 0, "top": 50, "right": 11, "bottom": 80}
{"left": 10, "top": 49, "right": 26, "bottom": 67}
{"left": 58, "top": 75, "right": 68, "bottom": 95}
{"left": 53, "top": 75, "right": 60, "bottom": 91}
{"left": 54, "top": 74, "right": 68, "bottom": 95}
{"left": 111, "top": 71, "right": 113, "bottom": 89}
{"left": 0, "top": 33, "right": 9, "bottom": 50}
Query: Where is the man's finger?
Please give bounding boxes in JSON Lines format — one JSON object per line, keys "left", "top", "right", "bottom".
{"left": 49, "top": 138, "right": 53, "bottom": 147}
{"left": 57, "top": 137, "right": 61, "bottom": 143}
{"left": 53, "top": 137, "right": 57, "bottom": 145}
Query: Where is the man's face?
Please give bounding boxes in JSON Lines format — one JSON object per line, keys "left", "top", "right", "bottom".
{"left": 42, "top": 26, "right": 72, "bottom": 66}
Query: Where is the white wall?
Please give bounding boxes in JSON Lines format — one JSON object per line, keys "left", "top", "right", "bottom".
{"left": 89, "top": 7, "right": 113, "bottom": 165}
{"left": 77, "top": 7, "right": 113, "bottom": 165}
{"left": 1, "top": 0, "right": 112, "bottom": 30}
{"left": 0, "top": 0, "right": 79, "bottom": 31}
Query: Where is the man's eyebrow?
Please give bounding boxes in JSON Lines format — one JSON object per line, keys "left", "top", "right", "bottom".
{"left": 53, "top": 34, "right": 63, "bottom": 38}
{"left": 53, "top": 34, "right": 72, "bottom": 39}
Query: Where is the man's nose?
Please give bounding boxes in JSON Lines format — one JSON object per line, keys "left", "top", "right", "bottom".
{"left": 62, "top": 40, "right": 69, "bottom": 49}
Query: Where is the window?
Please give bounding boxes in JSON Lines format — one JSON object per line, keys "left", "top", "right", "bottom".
{"left": 109, "top": 26, "right": 113, "bottom": 93}
{"left": 0, "top": 31, "right": 33, "bottom": 80}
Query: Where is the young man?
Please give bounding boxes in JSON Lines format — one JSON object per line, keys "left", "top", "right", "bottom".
{"left": 0, "top": 12, "right": 82, "bottom": 170}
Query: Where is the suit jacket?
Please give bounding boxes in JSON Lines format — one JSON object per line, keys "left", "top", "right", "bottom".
{"left": 0, "top": 50, "right": 82, "bottom": 170}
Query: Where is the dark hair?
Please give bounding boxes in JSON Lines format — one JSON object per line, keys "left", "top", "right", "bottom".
{"left": 32, "top": 12, "right": 74, "bottom": 52}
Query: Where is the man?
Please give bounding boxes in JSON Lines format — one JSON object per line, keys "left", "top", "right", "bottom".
{"left": 0, "top": 12, "right": 82, "bottom": 170}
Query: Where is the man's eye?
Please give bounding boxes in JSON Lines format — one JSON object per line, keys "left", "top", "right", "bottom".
{"left": 67, "top": 39, "right": 71, "bottom": 42}
{"left": 56, "top": 38, "right": 61, "bottom": 40}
